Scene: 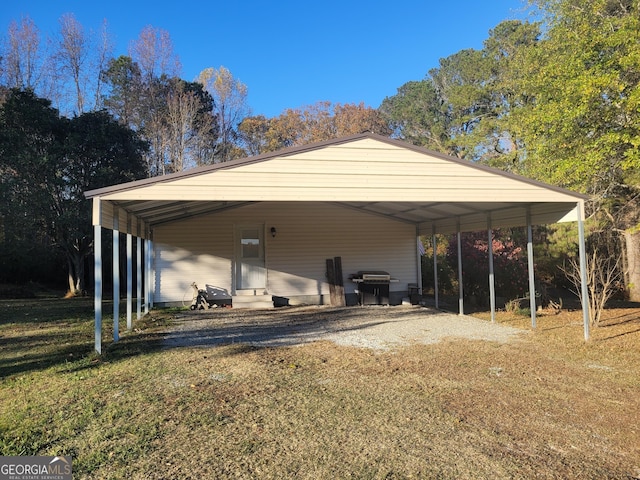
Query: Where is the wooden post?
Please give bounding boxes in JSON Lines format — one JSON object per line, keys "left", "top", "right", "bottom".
{"left": 333, "top": 256, "right": 346, "bottom": 306}
{"left": 326, "top": 258, "right": 338, "bottom": 306}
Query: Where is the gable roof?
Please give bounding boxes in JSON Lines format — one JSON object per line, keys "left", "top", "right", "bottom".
{"left": 85, "top": 133, "right": 587, "bottom": 235}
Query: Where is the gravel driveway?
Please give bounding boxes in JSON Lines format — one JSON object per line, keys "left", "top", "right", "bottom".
{"left": 162, "top": 305, "right": 526, "bottom": 351}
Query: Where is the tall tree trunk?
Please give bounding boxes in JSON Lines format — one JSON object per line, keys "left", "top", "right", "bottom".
{"left": 67, "top": 257, "right": 76, "bottom": 294}
{"left": 65, "top": 248, "right": 86, "bottom": 295}
{"left": 74, "top": 253, "right": 85, "bottom": 293}
{"left": 624, "top": 229, "right": 640, "bottom": 301}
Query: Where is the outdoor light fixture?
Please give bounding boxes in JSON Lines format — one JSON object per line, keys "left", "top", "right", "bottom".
{"left": 270, "top": 227, "right": 277, "bottom": 238}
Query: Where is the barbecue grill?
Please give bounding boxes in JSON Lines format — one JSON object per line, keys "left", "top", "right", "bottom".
{"left": 351, "top": 271, "right": 397, "bottom": 305}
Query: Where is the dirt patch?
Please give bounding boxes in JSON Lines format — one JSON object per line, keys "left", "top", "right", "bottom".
{"left": 161, "top": 305, "right": 526, "bottom": 350}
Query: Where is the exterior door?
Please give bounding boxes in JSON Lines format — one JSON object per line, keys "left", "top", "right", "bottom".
{"left": 236, "top": 225, "right": 266, "bottom": 290}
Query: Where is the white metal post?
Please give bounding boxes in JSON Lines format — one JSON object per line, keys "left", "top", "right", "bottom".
{"left": 144, "top": 236, "right": 150, "bottom": 314}
{"left": 112, "top": 208, "right": 120, "bottom": 343}
{"left": 457, "top": 223, "right": 464, "bottom": 315}
{"left": 137, "top": 233, "right": 142, "bottom": 320}
{"left": 432, "top": 228, "right": 439, "bottom": 309}
{"left": 144, "top": 238, "right": 148, "bottom": 315}
{"left": 577, "top": 202, "right": 590, "bottom": 340}
{"left": 416, "top": 226, "right": 423, "bottom": 295}
{"left": 487, "top": 217, "right": 496, "bottom": 323}
{"left": 527, "top": 209, "right": 537, "bottom": 329}
{"left": 149, "top": 237, "right": 154, "bottom": 308}
{"left": 126, "top": 227, "right": 132, "bottom": 330}
{"left": 94, "top": 224, "right": 102, "bottom": 355}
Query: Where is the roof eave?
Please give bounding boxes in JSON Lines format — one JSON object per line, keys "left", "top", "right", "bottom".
{"left": 84, "top": 132, "right": 589, "bottom": 203}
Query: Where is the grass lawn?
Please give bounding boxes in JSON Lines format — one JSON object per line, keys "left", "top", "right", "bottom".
{"left": 1, "top": 296, "right": 639, "bottom": 479}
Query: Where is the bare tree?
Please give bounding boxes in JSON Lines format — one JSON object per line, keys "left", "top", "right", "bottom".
{"left": 91, "top": 19, "right": 113, "bottom": 110}
{"left": 129, "top": 25, "right": 181, "bottom": 83}
{"left": 55, "top": 13, "right": 88, "bottom": 114}
{"left": 0, "top": 16, "right": 47, "bottom": 91}
{"left": 49, "top": 14, "right": 114, "bottom": 115}
{"left": 128, "top": 26, "right": 183, "bottom": 175}
{"left": 152, "top": 80, "right": 215, "bottom": 173}
{"left": 144, "top": 111, "right": 168, "bottom": 176}
{"left": 163, "top": 84, "right": 205, "bottom": 172}
{"left": 561, "top": 251, "right": 623, "bottom": 327}
{"left": 196, "top": 66, "right": 249, "bottom": 162}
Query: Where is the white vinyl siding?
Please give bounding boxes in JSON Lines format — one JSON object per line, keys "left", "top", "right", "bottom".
{"left": 102, "top": 138, "right": 579, "bottom": 203}
{"left": 153, "top": 221, "right": 234, "bottom": 305}
{"left": 153, "top": 202, "right": 416, "bottom": 304}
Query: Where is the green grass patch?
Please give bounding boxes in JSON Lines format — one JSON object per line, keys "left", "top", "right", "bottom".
{"left": 1, "top": 299, "right": 639, "bottom": 478}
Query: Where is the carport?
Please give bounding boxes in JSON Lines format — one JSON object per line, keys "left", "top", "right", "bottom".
{"left": 85, "top": 133, "right": 590, "bottom": 353}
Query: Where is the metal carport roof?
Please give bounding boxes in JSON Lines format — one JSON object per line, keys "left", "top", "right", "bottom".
{"left": 85, "top": 133, "right": 587, "bottom": 236}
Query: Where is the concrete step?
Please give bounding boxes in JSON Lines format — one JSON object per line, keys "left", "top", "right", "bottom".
{"left": 232, "top": 294, "right": 274, "bottom": 309}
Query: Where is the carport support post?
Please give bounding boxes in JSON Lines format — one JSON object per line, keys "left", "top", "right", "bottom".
{"left": 577, "top": 201, "right": 590, "bottom": 340}
{"left": 144, "top": 237, "right": 150, "bottom": 315}
{"left": 113, "top": 207, "right": 120, "bottom": 342}
{"left": 432, "top": 227, "right": 439, "bottom": 309}
{"left": 149, "top": 236, "right": 154, "bottom": 308}
{"left": 527, "top": 209, "right": 537, "bottom": 329}
{"left": 487, "top": 217, "right": 496, "bottom": 323}
{"left": 145, "top": 230, "right": 153, "bottom": 312}
{"left": 136, "top": 223, "right": 142, "bottom": 320}
{"left": 457, "top": 222, "right": 464, "bottom": 315}
{"left": 126, "top": 215, "right": 132, "bottom": 330}
{"left": 416, "top": 227, "right": 423, "bottom": 297}
{"left": 93, "top": 200, "right": 102, "bottom": 355}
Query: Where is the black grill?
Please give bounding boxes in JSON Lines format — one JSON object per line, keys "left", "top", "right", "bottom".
{"left": 351, "top": 271, "right": 392, "bottom": 305}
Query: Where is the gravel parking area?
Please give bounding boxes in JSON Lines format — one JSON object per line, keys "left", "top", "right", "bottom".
{"left": 162, "top": 305, "right": 526, "bottom": 351}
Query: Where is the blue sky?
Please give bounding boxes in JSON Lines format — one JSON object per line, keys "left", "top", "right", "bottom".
{"left": 1, "top": 1, "right": 531, "bottom": 118}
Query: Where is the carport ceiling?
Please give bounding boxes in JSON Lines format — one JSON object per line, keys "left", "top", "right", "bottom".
{"left": 104, "top": 198, "right": 580, "bottom": 236}
{"left": 86, "top": 133, "right": 586, "bottom": 235}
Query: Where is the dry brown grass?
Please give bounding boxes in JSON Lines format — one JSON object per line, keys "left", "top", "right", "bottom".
{"left": 1, "top": 299, "right": 639, "bottom": 479}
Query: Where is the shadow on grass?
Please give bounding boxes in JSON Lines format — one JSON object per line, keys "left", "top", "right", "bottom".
{"left": 0, "top": 339, "right": 96, "bottom": 378}
{"left": 0, "top": 297, "right": 129, "bottom": 378}
{"left": 599, "top": 326, "right": 640, "bottom": 341}
{"left": 103, "top": 331, "right": 259, "bottom": 365}
{"left": 0, "top": 297, "right": 97, "bottom": 325}
{"left": 1, "top": 302, "right": 452, "bottom": 376}
{"left": 600, "top": 314, "right": 640, "bottom": 328}
{"left": 0, "top": 324, "right": 169, "bottom": 378}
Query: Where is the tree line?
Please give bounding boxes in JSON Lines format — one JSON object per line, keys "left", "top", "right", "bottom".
{"left": 1, "top": 0, "right": 639, "bottom": 305}
{"left": 383, "top": 0, "right": 640, "bottom": 304}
